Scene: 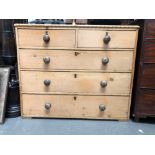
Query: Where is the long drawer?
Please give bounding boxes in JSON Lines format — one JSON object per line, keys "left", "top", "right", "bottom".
{"left": 22, "top": 94, "right": 129, "bottom": 120}
{"left": 20, "top": 71, "right": 131, "bottom": 95}
{"left": 77, "top": 30, "right": 137, "bottom": 49}
{"left": 17, "top": 29, "right": 76, "bottom": 48}
{"left": 19, "top": 49, "right": 133, "bottom": 72}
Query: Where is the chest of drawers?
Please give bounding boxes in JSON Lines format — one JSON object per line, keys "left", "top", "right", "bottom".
{"left": 15, "top": 24, "right": 139, "bottom": 120}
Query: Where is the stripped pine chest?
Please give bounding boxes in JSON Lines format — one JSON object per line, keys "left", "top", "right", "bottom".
{"left": 15, "top": 24, "right": 139, "bottom": 120}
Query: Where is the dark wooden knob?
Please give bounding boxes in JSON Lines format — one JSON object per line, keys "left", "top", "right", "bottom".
{"left": 44, "top": 80, "right": 51, "bottom": 86}
{"left": 45, "top": 103, "right": 51, "bottom": 110}
{"left": 43, "top": 56, "right": 50, "bottom": 64}
{"left": 100, "top": 80, "right": 107, "bottom": 87}
{"left": 99, "top": 104, "right": 106, "bottom": 111}
{"left": 103, "top": 32, "right": 111, "bottom": 44}
{"left": 102, "top": 57, "right": 109, "bottom": 65}
{"left": 43, "top": 31, "right": 50, "bottom": 43}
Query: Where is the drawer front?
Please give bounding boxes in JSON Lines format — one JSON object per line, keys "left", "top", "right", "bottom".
{"left": 19, "top": 49, "right": 133, "bottom": 72}
{"left": 140, "top": 64, "right": 155, "bottom": 89}
{"left": 144, "top": 20, "right": 155, "bottom": 39}
{"left": 136, "top": 89, "right": 155, "bottom": 116}
{"left": 77, "top": 30, "right": 137, "bottom": 49}
{"left": 22, "top": 94, "right": 129, "bottom": 119}
{"left": 21, "top": 71, "right": 131, "bottom": 95}
{"left": 143, "top": 41, "right": 155, "bottom": 63}
{"left": 17, "top": 29, "right": 76, "bottom": 48}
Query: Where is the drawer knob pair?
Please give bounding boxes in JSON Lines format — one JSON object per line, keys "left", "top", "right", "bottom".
{"left": 44, "top": 80, "right": 51, "bottom": 86}
{"left": 102, "top": 57, "right": 109, "bottom": 65}
{"left": 43, "top": 31, "right": 50, "bottom": 43}
{"left": 103, "top": 32, "right": 111, "bottom": 44}
{"left": 45, "top": 103, "right": 105, "bottom": 111}
{"left": 43, "top": 56, "right": 50, "bottom": 64}
{"left": 99, "top": 104, "right": 106, "bottom": 111}
{"left": 45, "top": 103, "right": 51, "bottom": 110}
{"left": 100, "top": 80, "right": 107, "bottom": 87}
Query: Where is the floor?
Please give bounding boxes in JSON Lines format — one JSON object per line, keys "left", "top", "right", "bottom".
{"left": 0, "top": 117, "right": 155, "bottom": 135}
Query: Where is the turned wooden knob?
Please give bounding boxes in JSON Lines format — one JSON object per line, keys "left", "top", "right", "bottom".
{"left": 103, "top": 32, "right": 111, "bottom": 44}
{"left": 100, "top": 80, "right": 107, "bottom": 87}
{"left": 43, "top": 31, "right": 50, "bottom": 43}
{"left": 43, "top": 56, "right": 50, "bottom": 64}
{"left": 44, "top": 79, "right": 51, "bottom": 86}
{"left": 99, "top": 104, "right": 106, "bottom": 111}
{"left": 102, "top": 57, "right": 109, "bottom": 65}
{"left": 45, "top": 103, "right": 51, "bottom": 110}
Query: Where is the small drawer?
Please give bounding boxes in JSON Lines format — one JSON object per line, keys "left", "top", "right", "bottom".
{"left": 22, "top": 94, "right": 129, "bottom": 120}
{"left": 17, "top": 29, "right": 76, "bottom": 48}
{"left": 77, "top": 30, "right": 137, "bottom": 49}
{"left": 140, "top": 64, "right": 155, "bottom": 89}
{"left": 143, "top": 41, "right": 155, "bottom": 63}
{"left": 20, "top": 71, "right": 131, "bottom": 95}
{"left": 19, "top": 49, "right": 133, "bottom": 72}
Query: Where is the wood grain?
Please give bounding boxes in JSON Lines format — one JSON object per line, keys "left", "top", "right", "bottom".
{"left": 17, "top": 29, "right": 76, "bottom": 48}
{"left": 127, "top": 28, "right": 139, "bottom": 119}
{"left": 143, "top": 41, "right": 155, "bottom": 63}
{"left": 140, "top": 64, "right": 155, "bottom": 89}
{"left": 22, "top": 94, "right": 129, "bottom": 120}
{"left": 131, "top": 20, "right": 155, "bottom": 120}
{"left": 15, "top": 24, "right": 139, "bottom": 29}
{"left": 20, "top": 71, "right": 131, "bottom": 95}
{"left": 77, "top": 30, "right": 137, "bottom": 49}
{"left": 15, "top": 24, "right": 139, "bottom": 120}
{"left": 19, "top": 49, "right": 133, "bottom": 72}
{"left": 136, "top": 89, "right": 155, "bottom": 117}
{"left": 144, "top": 20, "right": 155, "bottom": 39}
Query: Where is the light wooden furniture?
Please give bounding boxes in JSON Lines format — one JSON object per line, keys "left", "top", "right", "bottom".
{"left": 15, "top": 24, "right": 139, "bottom": 120}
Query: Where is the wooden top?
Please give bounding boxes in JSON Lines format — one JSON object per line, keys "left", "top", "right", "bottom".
{"left": 14, "top": 24, "right": 139, "bottom": 29}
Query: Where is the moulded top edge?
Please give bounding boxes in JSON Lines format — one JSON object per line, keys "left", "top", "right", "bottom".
{"left": 14, "top": 24, "right": 140, "bottom": 29}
